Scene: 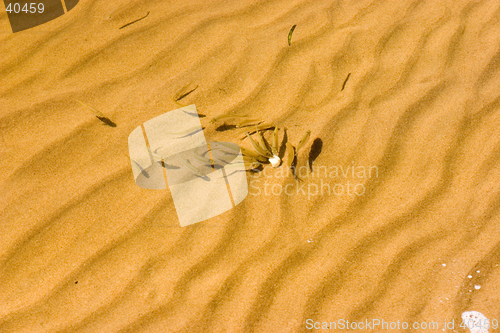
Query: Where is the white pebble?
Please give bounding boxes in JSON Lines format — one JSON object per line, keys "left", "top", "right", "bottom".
{"left": 269, "top": 155, "right": 281, "bottom": 168}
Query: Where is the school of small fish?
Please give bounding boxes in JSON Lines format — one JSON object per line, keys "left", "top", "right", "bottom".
{"left": 210, "top": 114, "right": 311, "bottom": 175}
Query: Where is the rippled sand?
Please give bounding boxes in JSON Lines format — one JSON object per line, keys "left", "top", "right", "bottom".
{"left": 1, "top": 0, "right": 500, "bottom": 332}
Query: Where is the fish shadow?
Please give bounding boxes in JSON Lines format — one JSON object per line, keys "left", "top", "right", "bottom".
{"left": 182, "top": 109, "right": 206, "bottom": 118}
{"left": 97, "top": 116, "right": 117, "bottom": 127}
{"left": 278, "top": 129, "right": 288, "bottom": 159}
{"left": 308, "top": 138, "right": 322, "bottom": 172}
{"left": 175, "top": 127, "right": 205, "bottom": 138}
{"left": 216, "top": 124, "right": 237, "bottom": 132}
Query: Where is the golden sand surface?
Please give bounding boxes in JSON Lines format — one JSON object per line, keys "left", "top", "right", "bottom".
{"left": 1, "top": 0, "right": 500, "bottom": 332}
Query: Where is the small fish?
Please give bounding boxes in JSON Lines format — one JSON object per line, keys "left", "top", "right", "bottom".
{"left": 272, "top": 126, "right": 279, "bottom": 155}
{"left": 210, "top": 148, "right": 237, "bottom": 165}
{"left": 246, "top": 132, "right": 272, "bottom": 157}
{"left": 124, "top": 153, "right": 150, "bottom": 178}
{"left": 180, "top": 107, "right": 204, "bottom": 117}
{"left": 119, "top": 11, "right": 150, "bottom": 29}
{"left": 255, "top": 127, "right": 272, "bottom": 155}
{"left": 222, "top": 158, "right": 261, "bottom": 169}
{"left": 236, "top": 118, "right": 262, "bottom": 128}
{"left": 211, "top": 141, "right": 267, "bottom": 162}
{"left": 240, "top": 147, "right": 268, "bottom": 162}
{"left": 191, "top": 151, "right": 212, "bottom": 165}
{"left": 296, "top": 130, "right": 311, "bottom": 152}
{"left": 286, "top": 142, "right": 295, "bottom": 169}
{"left": 210, "top": 142, "right": 238, "bottom": 155}
{"left": 288, "top": 25, "right": 297, "bottom": 46}
{"left": 172, "top": 98, "right": 186, "bottom": 107}
{"left": 212, "top": 142, "right": 256, "bottom": 157}
{"left": 179, "top": 157, "right": 204, "bottom": 177}
{"left": 218, "top": 161, "right": 262, "bottom": 178}
{"left": 174, "top": 84, "right": 198, "bottom": 102}
{"left": 239, "top": 123, "right": 275, "bottom": 139}
{"left": 210, "top": 114, "right": 250, "bottom": 123}
{"left": 76, "top": 99, "right": 107, "bottom": 118}
{"left": 148, "top": 147, "right": 164, "bottom": 161}
{"left": 213, "top": 148, "right": 238, "bottom": 158}
{"left": 225, "top": 161, "right": 261, "bottom": 171}
{"left": 210, "top": 141, "right": 240, "bottom": 153}
{"left": 242, "top": 155, "right": 259, "bottom": 164}
{"left": 250, "top": 123, "right": 274, "bottom": 131}
{"left": 164, "top": 125, "right": 203, "bottom": 137}
{"left": 211, "top": 155, "right": 227, "bottom": 168}
{"left": 247, "top": 161, "right": 262, "bottom": 170}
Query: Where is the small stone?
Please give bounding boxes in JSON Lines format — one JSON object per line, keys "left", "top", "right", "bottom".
{"left": 269, "top": 155, "right": 281, "bottom": 168}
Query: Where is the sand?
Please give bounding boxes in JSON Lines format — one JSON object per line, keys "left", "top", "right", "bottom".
{"left": 1, "top": 0, "right": 500, "bottom": 332}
